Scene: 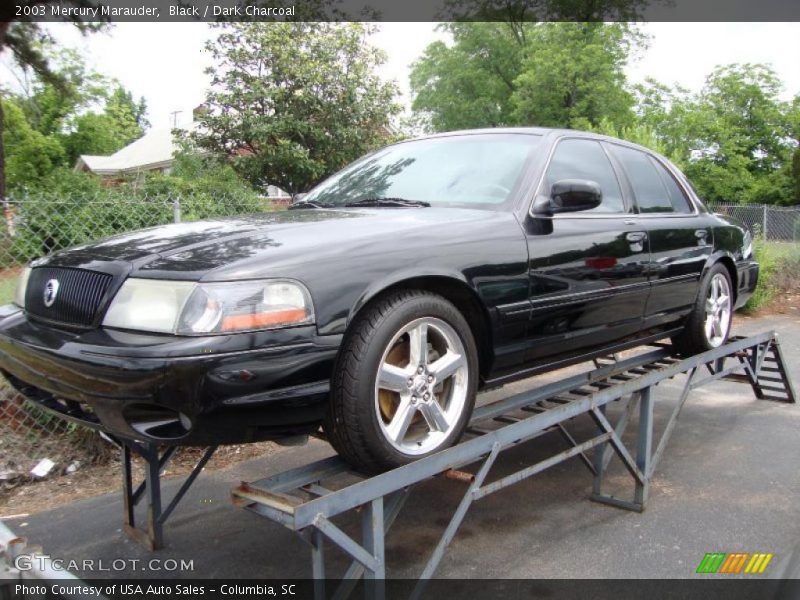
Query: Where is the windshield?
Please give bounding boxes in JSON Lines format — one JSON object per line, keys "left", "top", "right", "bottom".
{"left": 303, "top": 133, "right": 542, "bottom": 210}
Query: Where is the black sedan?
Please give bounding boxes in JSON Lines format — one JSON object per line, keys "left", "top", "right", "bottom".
{"left": 0, "top": 128, "right": 758, "bottom": 472}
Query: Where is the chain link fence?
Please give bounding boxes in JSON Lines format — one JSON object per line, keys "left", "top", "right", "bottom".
{"left": 0, "top": 192, "right": 285, "bottom": 492}
{"left": 708, "top": 203, "right": 800, "bottom": 242}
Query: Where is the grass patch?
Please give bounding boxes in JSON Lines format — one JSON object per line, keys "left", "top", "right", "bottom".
{"left": 0, "top": 272, "right": 19, "bottom": 306}
{"left": 743, "top": 240, "right": 800, "bottom": 313}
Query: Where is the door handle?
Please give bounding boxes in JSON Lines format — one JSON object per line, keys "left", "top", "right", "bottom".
{"left": 624, "top": 219, "right": 637, "bottom": 226}
{"left": 626, "top": 231, "right": 647, "bottom": 243}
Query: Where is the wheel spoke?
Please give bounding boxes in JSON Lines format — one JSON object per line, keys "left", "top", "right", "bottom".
{"left": 419, "top": 398, "right": 449, "bottom": 432}
{"left": 409, "top": 323, "right": 429, "bottom": 367}
{"left": 705, "top": 316, "right": 715, "bottom": 339}
{"left": 712, "top": 317, "right": 722, "bottom": 339}
{"left": 705, "top": 299, "right": 716, "bottom": 315}
{"left": 428, "top": 351, "right": 465, "bottom": 382}
{"left": 379, "top": 363, "right": 410, "bottom": 392}
{"left": 717, "top": 294, "right": 730, "bottom": 311}
{"left": 385, "top": 395, "right": 415, "bottom": 443}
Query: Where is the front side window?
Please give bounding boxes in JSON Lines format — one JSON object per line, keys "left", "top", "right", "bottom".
{"left": 303, "top": 134, "right": 542, "bottom": 210}
{"left": 542, "top": 139, "right": 625, "bottom": 213}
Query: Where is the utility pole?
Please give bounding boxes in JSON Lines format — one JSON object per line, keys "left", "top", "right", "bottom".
{"left": 169, "top": 110, "right": 183, "bottom": 128}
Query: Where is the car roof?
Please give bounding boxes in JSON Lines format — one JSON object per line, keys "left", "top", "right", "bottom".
{"left": 407, "top": 127, "right": 661, "bottom": 157}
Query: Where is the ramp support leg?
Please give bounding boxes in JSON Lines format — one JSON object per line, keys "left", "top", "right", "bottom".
{"left": 591, "top": 386, "right": 655, "bottom": 513}
{"left": 121, "top": 440, "right": 217, "bottom": 550}
{"left": 311, "top": 529, "right": 326, "bottom": 599}
{"left": 634, "top": 386, "right": 653, "bottom": 506}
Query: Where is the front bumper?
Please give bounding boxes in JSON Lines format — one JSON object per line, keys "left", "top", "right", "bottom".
{"left": 0, "top": 305, "right": 339, "bottom": 445}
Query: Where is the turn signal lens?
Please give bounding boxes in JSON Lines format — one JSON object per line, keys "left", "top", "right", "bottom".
{"left": 177, "top": 279, "right": 314, "bottom": 334}
{"left": 221, "top": 308, "right": 308, "bottom": 331}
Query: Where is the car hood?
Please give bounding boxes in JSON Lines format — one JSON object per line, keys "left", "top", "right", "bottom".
{"left": 39, "top": 207, "right": 516, "bottom": 280}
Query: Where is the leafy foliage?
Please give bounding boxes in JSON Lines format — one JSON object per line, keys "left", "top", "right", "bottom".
{"left": 512, "top": 23, "right": 640, "bottom": 128}
{"left": 635, "top": 64, "right": 798, "bottom": 205}
{"left": 410, "top": 23, "right": 522, "bottom": 131}
{"left": 8, "top": 155, "right": 264, "bottom": 264}
{"left": 61, "top": 85, "right": 149, "bottom": 164}
{"left": 193, "top": 22, "right": 401, "bottom": 194}
{"left": 2, "top": 99, "right": 65, "bottom": 189}
{"left": 411, "top": 22, "right": 799, "bottom": 206}
{"left": 410, "top": 22, "right": 643, "bottom": 132}
{"left": 2, "top": 45, "right": 150, "bottom": 192}
{"left": 743, "top": 239, "right": 800, "bottom": 312}
{"left": 0, "top": 4, "right": 109, "bottom": 199}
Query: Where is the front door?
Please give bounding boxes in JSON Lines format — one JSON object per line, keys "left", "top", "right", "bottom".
{"left": 524, "top": 138, "right": 651, "bottom": 362}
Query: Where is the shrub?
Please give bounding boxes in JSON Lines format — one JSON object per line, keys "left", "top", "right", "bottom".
{"left": 743, "top": 239, "right": 800, "bottom": 312}
{"left": 6, "top": 156, "right": 267, "bottom": 265}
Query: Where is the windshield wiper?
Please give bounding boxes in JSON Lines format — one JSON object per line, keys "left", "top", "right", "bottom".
{"left": 287, "top": 199, "right": 336, "bottom": 210}
{"left": 343, "top": 197, "right": 431, "bottom": 208}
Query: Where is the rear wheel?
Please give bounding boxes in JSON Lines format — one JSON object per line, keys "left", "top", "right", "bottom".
{"left": 672, "top": 263, "right": 733, "bottom": 356}
{"left": 324, "top": 290, "right": 478, "bottom": 473}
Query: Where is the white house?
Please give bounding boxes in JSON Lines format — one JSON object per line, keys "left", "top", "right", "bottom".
{"left": 74, "top": 119, "right": 289, "bottom": 200}
{"left": 74, "top": 123, "right": 195, "bottom": 179}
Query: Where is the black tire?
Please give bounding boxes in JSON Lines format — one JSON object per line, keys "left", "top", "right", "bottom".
{"left": 672, "top": 263, "right": 734, "bottom": 356}
{"left": 323, "top": 290, "right": 479, "bottom": 473}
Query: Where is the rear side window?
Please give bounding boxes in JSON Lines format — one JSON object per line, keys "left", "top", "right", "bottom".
{"left": 544, "top": 139, "right": 624, "bottom": 213}
{"left": 650, "top": 158, "right": 693, "bottom": 213}
{"left": 610, "top": 145, "right": 673, "bottom": 213}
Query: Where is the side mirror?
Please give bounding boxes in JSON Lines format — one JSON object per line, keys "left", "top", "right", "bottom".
{"left": 292, "top": 192, "right": 307, "bottom": 203}
{"left": 533, "top": 179, "right": 602, "bottom": 216}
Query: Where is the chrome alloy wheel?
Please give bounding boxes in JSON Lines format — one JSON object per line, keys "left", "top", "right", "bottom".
{"left": 704, "top": 273, "right": 732, "bottom": 348}
{"left": 374, "top": 317, "right": 469, "bottom": 455}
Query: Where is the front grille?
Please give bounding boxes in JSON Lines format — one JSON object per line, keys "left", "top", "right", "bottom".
{"left": 25, "top": 267, "right": 113, "bottom": 327}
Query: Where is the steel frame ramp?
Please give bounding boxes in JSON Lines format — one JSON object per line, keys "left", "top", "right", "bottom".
{"left": 231, "top": 331, "right": 796, "bottom": 598}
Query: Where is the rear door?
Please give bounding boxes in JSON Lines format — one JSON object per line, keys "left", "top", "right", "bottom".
{"left": 524, "top": 137, "right": 651, "bottom": 361}
{"left": 606, "top": 143, "right": 712, "bottom": 329}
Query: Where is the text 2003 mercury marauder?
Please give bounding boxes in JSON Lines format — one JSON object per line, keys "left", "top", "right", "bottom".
{"left": 0, "top": 128, "right": 758, "bottom": 472}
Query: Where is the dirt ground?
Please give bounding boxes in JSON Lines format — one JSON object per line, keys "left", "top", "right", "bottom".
{"left": 1, "top": 292, "right": 796, "bottom": 519}
{"left": 0, "top": 441, "right": 281, "bottom": 517}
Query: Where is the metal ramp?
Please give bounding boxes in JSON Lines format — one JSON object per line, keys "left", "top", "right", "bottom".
{"left": 231, "top": 331, "right": 796, "bottom": 599}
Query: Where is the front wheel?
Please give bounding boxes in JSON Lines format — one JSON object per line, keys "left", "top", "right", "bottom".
{"left": 324, "top": 290, "right": 478, "bottom": 473}
{"left": 672, "top": 263, "right": 733, "bottom": 356}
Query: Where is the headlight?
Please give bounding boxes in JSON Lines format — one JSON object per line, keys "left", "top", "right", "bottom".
{"left": 13, "top": 267, "right": 31, "bottom": 308}
{"left": 103, "top": 279, "right": 196, "bottom": 333}
{"left": 102, "top": 278, "right": 314, "bottom": 335}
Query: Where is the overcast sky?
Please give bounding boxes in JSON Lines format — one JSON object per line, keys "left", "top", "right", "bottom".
{"left": 2, "top": 22, "right": 799, "bottom": 130}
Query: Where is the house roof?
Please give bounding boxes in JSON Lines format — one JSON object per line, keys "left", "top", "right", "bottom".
{"left": 75, "top": 122, "right": 196, "bottom": 175}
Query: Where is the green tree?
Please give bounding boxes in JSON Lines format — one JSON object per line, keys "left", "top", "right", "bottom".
{"left": 632, "top": 78, "right": 694, "bottom": 160}
{"left": 442, "top": 0, "right": 652, "bottom": 23}
{"left": 410, "top": 22, "right": 644, "bottom": 133}
{"left": 193, "top": 22, "right": 401, "bottom": 193}
{"left": 511, "top": 23, "right": 641, "bottom": 128}
{"left": 4, "top": 43, "right": 148, "bottom": 185}
{"left": 62, "top": 85, "right": 149, "bottom": 164}
{"left": 2, "top": 99, "right": 64, "bottom": 190}
{"left": 0, "top": 2, "right": 107, "bottom": 199}
{"left": 410, "top": 23, "right": 523, "bottom": 131}
{"left": 634, "top": 64, "right": 796, "bottom": 205}
{"left": 787, "top": 95, "right": 800, "bottom": 203}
